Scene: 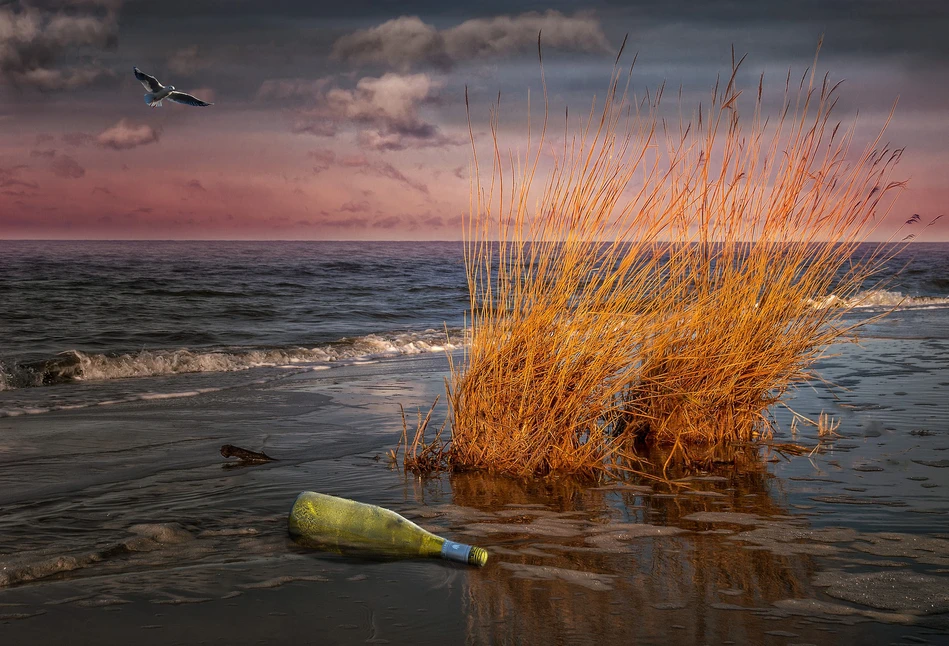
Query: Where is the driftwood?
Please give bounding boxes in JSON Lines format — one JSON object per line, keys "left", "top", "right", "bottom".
{"left": 220, "top": 444, "right": 277, "bottom": 463}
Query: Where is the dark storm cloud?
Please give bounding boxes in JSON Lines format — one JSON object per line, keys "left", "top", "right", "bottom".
{"left": 150, "top": 0, "right": 949, "bottom": 59}
{"left": 596, "top": 0, "right": 949, "bottom": 69}
{"left": 118, "top": 0, "right": 570, "bottom": 22}
{"left": 95, "top": 1, "right": 947, "bottom": 126}
{"left": 111, "top": 0, "right": 949, "bottom": 74}
{"left": 0, "top": 0, "right": 119, "bottom": 89}
{"left": 25, "top": 1, "right": 123, "bottom": 10}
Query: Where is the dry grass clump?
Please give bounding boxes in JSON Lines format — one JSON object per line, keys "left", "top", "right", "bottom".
{"left": 617, "top": 56, "right": 903, "bottom": 457}
{"left": 411, "top": 44, "right": 906, "bottom": 477}
{"left": 445, "top": 60, "right": 673, "bottom": 476}
{"left": 390, "top": 398, "right": 449, "bottom": 472}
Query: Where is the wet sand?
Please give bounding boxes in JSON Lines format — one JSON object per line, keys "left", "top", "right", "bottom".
{"left": 1, "top": 344, "right": 948, "bottom": 645}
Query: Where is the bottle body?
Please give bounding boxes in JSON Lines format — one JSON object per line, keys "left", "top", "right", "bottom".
{"left": 288, "top": 491, "right": 488, "bottom": 567}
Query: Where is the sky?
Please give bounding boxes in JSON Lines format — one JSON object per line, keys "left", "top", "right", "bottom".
{"left": 0, "top": 0, "right": 947, "bottom": 240}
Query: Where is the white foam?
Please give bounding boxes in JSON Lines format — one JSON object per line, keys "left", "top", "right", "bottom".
{"left": 810, "top": 289, "right": 949, "bottom": 310}
{"left": 0, "top": 386, "right": 225, "bottom": 418}
{"left": 139, "top": 391, "right": 207, "bottom": 401}
{"left": 0, "top": 329, "right": 461, "bottom": 392}
{"left": 0, "top": 407, "right": 41, "bottom": 417}
{"left": 70, "top": 329, "right": 459, "bottom": 382}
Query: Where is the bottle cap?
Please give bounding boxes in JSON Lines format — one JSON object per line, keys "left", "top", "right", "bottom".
{"left": 468, "top": 546, "right": 489, "bottom": 567}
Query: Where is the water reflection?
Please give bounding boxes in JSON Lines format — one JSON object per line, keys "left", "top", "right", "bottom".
{"left": 435, "top": 447, "right": 830, "bottom": 645}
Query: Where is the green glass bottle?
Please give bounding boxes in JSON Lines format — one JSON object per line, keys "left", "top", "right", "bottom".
{"left": 288, "top": 491, "right": 488, "bottom": 567}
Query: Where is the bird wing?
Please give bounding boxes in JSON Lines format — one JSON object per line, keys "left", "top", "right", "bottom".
{"left": 134, "top": 67, "right": 163, "bottom": 92}
{"left": 167, "top": 91, "right": 213, "bottom": 107}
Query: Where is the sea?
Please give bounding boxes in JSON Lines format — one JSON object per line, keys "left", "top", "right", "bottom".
{"left": 1, "top": 240, "right": 948, "bottom": 645}
{"left": 0, "top": 241, "right": 472, "bottom": 415}
{"left": 2, "top": 240, "right": 948, "bottom": 416}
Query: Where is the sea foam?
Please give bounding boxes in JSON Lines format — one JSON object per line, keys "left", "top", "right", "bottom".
{"left": 0, "top": 329, "right": 462, "bottom": 392}
{"left": 810, "top": 289, "right": 949, "bottom": 310}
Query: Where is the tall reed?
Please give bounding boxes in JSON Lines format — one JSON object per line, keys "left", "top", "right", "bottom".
{"left": 437, "top": 45, "right": 905, "bottom": 477}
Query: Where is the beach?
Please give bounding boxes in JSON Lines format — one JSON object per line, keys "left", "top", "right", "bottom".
{"left": 1, "top": 241, "right": 948, "bottom": 644}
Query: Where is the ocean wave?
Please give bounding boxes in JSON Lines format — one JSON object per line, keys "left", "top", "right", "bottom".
{"left": 0, "top": 329, "right": 462, "bottom": 392}
{"left": 809, "top": 290, "right": 949, "bottom": 310}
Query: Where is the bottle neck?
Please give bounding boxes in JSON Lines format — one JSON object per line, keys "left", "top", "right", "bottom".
{"left": 440, "top": 539, "right": 473, "bottom": 564}
{"left": 440, "top": 540, "right": 488, "bottom": 566}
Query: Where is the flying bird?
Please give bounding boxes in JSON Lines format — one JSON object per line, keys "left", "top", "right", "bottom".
{"left": 133, "top": 67, "right": 213, "bottom": 108}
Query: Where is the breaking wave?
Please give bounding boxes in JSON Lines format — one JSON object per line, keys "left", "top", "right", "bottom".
{"left": 0, "top": 329, "right": 462, "bottom": 392}
{"left": 809, "top": 289, "right": 949, "bottom": 310}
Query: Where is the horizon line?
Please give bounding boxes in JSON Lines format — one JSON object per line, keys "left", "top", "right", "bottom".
{"left": 1, "top": 238, "right": 948, "bottom": 244}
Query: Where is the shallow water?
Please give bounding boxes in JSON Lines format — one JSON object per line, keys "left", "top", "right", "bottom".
{"left": 0, "top": 343, "right": 947, "bottom": 644}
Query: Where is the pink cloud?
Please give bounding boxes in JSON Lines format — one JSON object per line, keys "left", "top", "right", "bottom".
{"left": 321, "top": 216, "right": 370, "bottom": 228}
{"left": 340, "top": 199, "right": 371, "bottom": 213}
{"left": 309, "top": 148, "right": 336, "bottom": 173}
{"left": 372, "top": 215, "right": 402, "bottom": 229}
{"left": 0, "top": 164, "right": 39, "bottom": 192}
{"left": 50, "top": 154, "right": 85, "bottom": 179}
{"left": 293, "top": 72, "right": 464, "bottom": 151}
{"left": 339, "top": 154, "right": 429, "bottom": 195}
{"left": 97, "top": 119, "right": 161, "bottom": 150}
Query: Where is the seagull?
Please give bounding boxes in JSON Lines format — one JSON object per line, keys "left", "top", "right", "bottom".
{"left": 133, "top": 67, "right": 213, "bottom": 108}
